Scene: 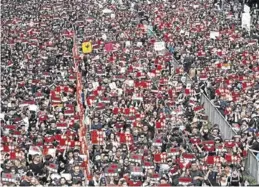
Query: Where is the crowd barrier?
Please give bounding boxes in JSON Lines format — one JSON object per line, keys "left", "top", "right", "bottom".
{"left": 73, "top": 35, "right": 91, "bottom": 181}
{"left": 200, "top": 94, "right": 237, "bottom": 140}
{"left": 171, "top": 56, "right": 259, "bottom": 183}
{"left": 201, "top": 93, "right": 259, "bottom": 183}
{"left": 246, "top": 149, "right": 259, "bottom": 183}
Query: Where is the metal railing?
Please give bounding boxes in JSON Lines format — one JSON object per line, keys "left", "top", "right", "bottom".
{"left": 200, "top": 94, "right": 237, "bottom": 139}
{"left": 200, "top": 94, "right": 259, "bottom": 183}
{"left": 245, "top": 149, "right": 259, "bottom": 183}
{"left": 171, "top": 56, "right": 259, "bottom": 183}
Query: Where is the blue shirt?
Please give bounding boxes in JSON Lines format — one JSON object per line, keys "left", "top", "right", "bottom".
{"left": 91, "top": 123, "right": 103, "bottom": 130}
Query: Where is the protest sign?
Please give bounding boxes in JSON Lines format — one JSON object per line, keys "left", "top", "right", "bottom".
{"left": 242, "top": 13, "right": 251, "bottom": 32}
{"left": 154, "top": 42, "right": 165, "bottom": 51}
{"left": 82, "top": 42, "right": 93, "bottom": 54}
{"left": 29, "top": 146, "right": 42, "bottom": 155}
{"left": 210, "top": 31, "right": 219, "bottom": 39}
{"left": 105, "top": 43, "right": 113, "bottom": 52}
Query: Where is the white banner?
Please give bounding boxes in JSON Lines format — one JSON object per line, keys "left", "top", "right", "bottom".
{"left": 244, "top": 4, "right": 250, "bottom": 13}
{"left": 154, "top": 42, "right": 165, "bottom": 51}
{"left": 111, "top": 14, "right": 115, "bottom": 19}
{"left": 210, "top": 31, "right": 219, "bottom": 39}
{"left": 109, "top": 82, "right": 117, "bottom": 90}
{"left": 242, "top": 13, "right": 251, "bottom": 32}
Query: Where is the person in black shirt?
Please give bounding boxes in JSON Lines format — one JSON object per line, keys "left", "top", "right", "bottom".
{"left": 88, "top": 171, "right": 102, "bottom": 186}
{"left": 20, "top": 171, "right": 34, "bottom": 186}
{"left": 29, "top": 154, "right": 45, "bottom": 176}
{"left": 174, "top": 51, "right": 181, "bottom": 61}
{"left": 251, "top": 137, "right": 259, "bottom": 152}
{"left": 71, "top": 165, "right": 85, "bottom": 186}
{"left": 228, "top": 168, "right": 243, "bottom": 186}
{"left": 189, "top": 162, "right": 204, "bottom": 186}
{"left": 2, "top": 159, "right": 12, "bottom": 173}
{"left": 73, "top": 149, "right": 83, "bottom": 164}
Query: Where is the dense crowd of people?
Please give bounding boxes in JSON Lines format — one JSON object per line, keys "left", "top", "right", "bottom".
{"left": 1, "top": 0, "right": 88, "bottom": 186}
{"left": 1, "top": 0, "right": 259, "bottom": 186}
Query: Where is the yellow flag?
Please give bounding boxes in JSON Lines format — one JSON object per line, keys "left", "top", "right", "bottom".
{"left": 82, "top": 42, "right": 92, "bottom": 54}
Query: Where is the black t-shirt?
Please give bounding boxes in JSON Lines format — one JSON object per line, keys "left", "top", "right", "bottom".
{"left": 29, "top": 162, "right": 44, "bottom": 175}
{"left": 174, "top": 51, "right": 181, "bottom": 60}
{"left": 190, "top": 170, "right": 203, "bottom": 186}
{"left": 190, "top": 170, "right": 203, "bottom": 178}
{"left": 20, "top": 180, "right": 31, "bottom": 186}
{"left": 16, "top": 166, "right": 28, "bottom": 175}
{"left": 228, "top": 175, "right": 242, "bottom": 186}
{"left": 71, "top": 171, "right": 85, "bottom": 184}
{"left": 251, "top": 141, "right": 259, "bottom": 151}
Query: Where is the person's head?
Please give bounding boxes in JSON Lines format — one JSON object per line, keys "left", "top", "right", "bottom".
{"left": 74, "top": 165, "right": 80, "bottom": 174}
{"left": 67, "top": 151, "right": 73, "bottom": 158}
{"left": 192, "top": 128, "right": 198, "bottom": 135}
{"left": 191, "top": 162, "right": 198, "bottom": 171}
{"left": 224, "top": 165, "right": 231, "bottom": 173}
{"left": 51, "top": 123, "right": 56, "bottom": 129}
{"left": 133, "top": 128, "right": 138, "bottom": 136}
{"left": 110, "top": 133, "right": 115, "bottom": 140}
{"left": 30, "top": 177, "right": 38, "bottom": 185}
{"left": 212, "top": 128, "right": 219, "bottom": 136}
{"left": 108, "top": 150, "right": 113, "bottom": 157}
{"left": 220, "top": 174, "right": 228, "bottom": 186}
{"left": 21, "top": 125, "right": 26, "bottom": 131}
{"left": 10, "top": 166, "right": 16, "bottom": 174}
{"left": 73, "top": 150, "right": 80, "bottom": 157}
{"left": 40, "top": 123, "right": 46, "bottom": 130}
{"left": 232, "top": 168, "right": 239, "bottom": 177}
{"left": 95, "top": 171, "right": 101, "bottom": 179}
{"left": 14, "top": 159, "right": 21, "bottom": 167}
{"left": 203, "top": 126, "right": 209, "bottom": 133}
{"left": 33, "top": 154, "right": 41, "bottom": 163}
{"left": 143, "top": 125, "right": 148, "bottom": 132}
{"left": 116, "top": 149, "right": 121, "bottom": 158}
{"left": 167, "top": 158, "right": 173, "bottom": 166}
{"left": 59, "top": 177, "right": 67, "bottom": 185}
{"left": 94, "top": 117, "right": 99, "bottom": 124}
{"left": 160, "top": 177, "right": 167, "bottom": 184}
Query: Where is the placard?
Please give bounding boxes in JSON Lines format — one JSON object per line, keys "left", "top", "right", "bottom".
{"left": 244, "top": 4, "right": 250, "bottom": 13}
{"left": 102, "top": 34, "right": 107, "bottom": 40}
{"left": 154, "top": 42, "right": 165, "bottom": 51}
{"left": 125, "top": 41, "right": 131, "bottom": 47}
{"left": 105, "top": 43, "right": 113, "bottom": 52}
{"left": 137, "top": 42, "right": 142, "bottom": 47}
{"left": 28, "top": 104, "right": 38, "bottom": 111}
{"left": 210, "top": 31, "right": 219, "bottom": 39}
{"left": 0, "top": 113, "right": 5, "bottom": 119}
{"left": 241, "top": 13, "right": 251, "bottom": 32}
{"left": 125, "top": 80, "right": 134, "bottom": 87}
{"left": 109, "top": 82, "right": 117, "bottom": 90}
{"left": 92, "top": 82, "right": 99, "bottom": 90}
{"left": 82, "top": 42, "right": 93, "bottom": 54}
